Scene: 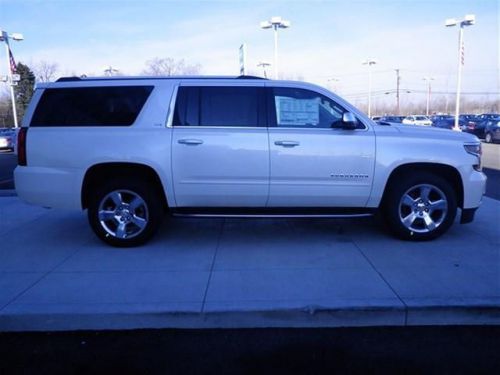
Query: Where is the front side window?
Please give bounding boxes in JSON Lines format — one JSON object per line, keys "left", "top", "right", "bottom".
{"left": 31, "top": 86, "right": 153, "bottom": 127}
{"left": 269, "top": 87, "right": 361, "bottom": 129}
{"left": 173, "top": 86, "right": 264, "bottom": 127}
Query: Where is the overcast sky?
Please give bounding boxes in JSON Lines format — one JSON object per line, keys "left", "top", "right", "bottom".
{"left": 0, "top": 0, "right": 498, "bottom": 106}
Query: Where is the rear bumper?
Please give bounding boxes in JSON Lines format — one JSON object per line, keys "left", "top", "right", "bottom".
{"left": 14, "top": 166, "right": 83, "bottom": 209}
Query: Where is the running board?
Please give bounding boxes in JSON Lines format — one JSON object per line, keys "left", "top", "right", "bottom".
{"left": 170, "top": 207, "right": 376, "bottom": 218}
{"left": 173, "top": 213, "right": 374, "bottom": 218}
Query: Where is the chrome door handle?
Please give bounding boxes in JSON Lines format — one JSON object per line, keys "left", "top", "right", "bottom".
{"left": 178, "top": 139, "right": 203, "bottom": 145}
{"left": 274, "top": 140, "right": 300, "bottom": 147}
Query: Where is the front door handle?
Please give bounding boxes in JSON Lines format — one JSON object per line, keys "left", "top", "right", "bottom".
{"left": 274, "top": 140, "right": 300, "bottom": 147}
{"left": 178, "top": 139, "right": 204, "bottom": 145}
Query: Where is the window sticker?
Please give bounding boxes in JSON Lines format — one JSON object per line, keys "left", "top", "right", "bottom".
{"left": 275, "top": 96, "right": 320, "bottom": 126}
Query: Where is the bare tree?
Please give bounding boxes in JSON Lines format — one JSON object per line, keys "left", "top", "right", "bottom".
{"left": 34, "top": 61, "right": 59, "bottom": 82}
{"left": 142, "top": 57, "right": 201, "bottom": 76}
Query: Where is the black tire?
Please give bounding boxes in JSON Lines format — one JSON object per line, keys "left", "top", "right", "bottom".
{"left": 485, "top": 132, "right": 492, "bottom": 143}
{"left": 88, "top": 178, "right": 164, "bottom": 247}
{"left": 382, "top": 172, "right": 457, "bottom": 241}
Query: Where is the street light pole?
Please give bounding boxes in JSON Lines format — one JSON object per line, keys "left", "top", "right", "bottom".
{"left": 362, "top": 59, "right": 377, "bottom": 118}
{"left": 454, "top": 26, "right": 464, "bottom": 129}
{"left": 445, "top": 14, "right": 475, "bottom": 131}
{"left": 0, "top": 29, "right": 23, "bottom": 128}
{"left": 422, "top": 77, "right": 434, "bottom": 116}
{"left": 395, "top": 69, "right": 401, "bottom": 115}
{"left": 260, "top": 17, "right": 290, "bottom": 79}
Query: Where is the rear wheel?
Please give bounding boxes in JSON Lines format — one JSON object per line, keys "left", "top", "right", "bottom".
{"left": 88, "top": 179, "right": 163, "bottom": 247}
{"left": 383, "top": 173, "right": 457, "bottom": 241}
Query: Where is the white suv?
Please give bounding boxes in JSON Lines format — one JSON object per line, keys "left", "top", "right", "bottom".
{"left": 15, "top": 76, "right": 486, "bottom": 247}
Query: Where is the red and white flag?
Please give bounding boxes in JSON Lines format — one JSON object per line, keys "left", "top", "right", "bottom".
{"left": 8, "top": 46, "right": 17, "bottom": 74}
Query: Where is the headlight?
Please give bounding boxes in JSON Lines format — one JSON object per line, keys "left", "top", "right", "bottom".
{"left": 464, "top": 142, "right": 482, "bottom": 171}
{"left": 464, "top": 142, "right": 481, "bottom": 157}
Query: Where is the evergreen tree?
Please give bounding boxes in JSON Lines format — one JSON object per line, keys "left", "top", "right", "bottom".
{"left": 14, "top": 62, "right": 36, "bottom": 123}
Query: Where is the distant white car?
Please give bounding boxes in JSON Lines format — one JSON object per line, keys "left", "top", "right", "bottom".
{"left": 403, "top": 115, "right": 432, "bottom": 126}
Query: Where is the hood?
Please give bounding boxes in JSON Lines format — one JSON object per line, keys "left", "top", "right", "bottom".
{"left": 378, "top": 123, "right": 480, "bottom": 143}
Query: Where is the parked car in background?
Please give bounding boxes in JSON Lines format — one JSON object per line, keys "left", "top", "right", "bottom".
{"left": 459, "top": 114, "right": 479, "bottom": 133}
{"left": 379, "top": 115, "right": 405, "bottom": 123}
{"left": 463, "top": 114, "right": 499, "bottom": 138}
{"left": 0, "top": 128, "right": 17, "bottom": 152}
{"left": 432, "top": 117, "right": 467, "bottom": 130}
{"left": 484, "top": 116, "right": 500, "bottom": 143}
{"left": 371, "top": 116, "right": 381, "bottom": 121}
{"left": 430, "top": 115, "right": 453, "bottom": 125}
{"left": 402, "top": 115, "right": 432, "bottom": 126}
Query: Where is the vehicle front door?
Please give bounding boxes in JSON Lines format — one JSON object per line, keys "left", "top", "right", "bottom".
{"left": 266, "top": 86, "right": 375, "bottom": 207}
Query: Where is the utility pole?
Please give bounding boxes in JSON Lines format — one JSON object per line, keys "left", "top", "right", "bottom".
{"left": 395, "top": 69, "right": 401, "bottom": 115}
{"left": 423, "top": 77, "right": 434, "bottom": 116}
{"left": 327, "top": 77, "right": 340, "bottom": 92}
{"left": 257, "top": 62, "right": 271, "bottom": 78}
{"left": 104, "top": 66, "right": 119, "bottom": 76}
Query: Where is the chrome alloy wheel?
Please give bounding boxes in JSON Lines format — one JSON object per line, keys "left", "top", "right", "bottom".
{"left": 97, "top": 190, "right": 149, "bottom": 239}
{"left": 398, "top": 184, "right": 448, "bottom": 234}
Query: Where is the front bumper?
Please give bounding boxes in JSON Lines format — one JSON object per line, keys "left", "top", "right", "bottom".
{"left": 460, "top": 207, "right": 477, "bottom": 224}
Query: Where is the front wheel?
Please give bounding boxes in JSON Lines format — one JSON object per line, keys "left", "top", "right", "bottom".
{"left": 88, "top": 179, "right": 164, "bottom": 247}
{"left": 383, "top": 173, "right": 457, "bottom": 241}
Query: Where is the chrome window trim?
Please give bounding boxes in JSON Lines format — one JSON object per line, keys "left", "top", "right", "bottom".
{"left": 172, "top": 126, "right": 266, "bottom": 130}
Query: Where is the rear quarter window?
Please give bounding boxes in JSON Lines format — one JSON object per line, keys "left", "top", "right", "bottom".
{"left": 30, "top": 86, "right": 154, "bottom": 127}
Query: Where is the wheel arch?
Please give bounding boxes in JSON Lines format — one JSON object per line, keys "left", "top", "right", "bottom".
{"left": 81, "top": 162, "right": 168, "bottom": 210}
{"left": 381, "top": 162, "right": 464, "bottom": 208}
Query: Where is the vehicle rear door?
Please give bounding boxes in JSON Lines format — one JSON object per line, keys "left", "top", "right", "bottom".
{"left": 171, "top": 82, "right": 269, "bottom": 207}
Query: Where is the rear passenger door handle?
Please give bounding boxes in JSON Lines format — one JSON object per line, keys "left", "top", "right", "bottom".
{"left": 178, "top": 139, "right": 204, "bottom": 145}
{"left": 274, "top": 140, "right": 300, "bottom": 147}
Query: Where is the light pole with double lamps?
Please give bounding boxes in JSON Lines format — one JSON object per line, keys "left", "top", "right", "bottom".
{"left": 260, "top": 17, "right": 291, "bottom": 79}
{"left": 445, "top": 14, "right": 475, "bottom": 131}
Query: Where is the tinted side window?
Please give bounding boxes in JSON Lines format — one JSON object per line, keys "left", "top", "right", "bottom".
{"left": 269, "top": 87, "right": 359, "bottom": 129}
{"left": 31, "top": 86, "right": 153, "bottom": 127}
{"left": 173, "top": 86, "right": 263, "bottom": 127}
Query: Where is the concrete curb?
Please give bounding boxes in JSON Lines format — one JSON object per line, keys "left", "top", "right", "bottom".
{"left": 0, "top": 189, "right": 16, "bottom": 197}
{"left": 1, "top": 305, "right": 499, "bottom": 332}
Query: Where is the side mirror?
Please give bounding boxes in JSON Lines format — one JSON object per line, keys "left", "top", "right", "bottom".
{"left": 341, "top": 112, "right": 358, "bottom": 130}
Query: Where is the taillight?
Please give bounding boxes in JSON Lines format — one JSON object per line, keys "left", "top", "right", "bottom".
{"left": 17, "top": 127, "right": 28, "bottom": 166}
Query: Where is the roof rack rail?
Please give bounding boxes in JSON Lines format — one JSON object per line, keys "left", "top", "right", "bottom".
{"left": 54, "top": 75, "right": 267, "bottom": 82}
{"left": 56, "top": 76, "right": 82, "bottom": 82}
{"left": 236, "top": 75, "right": 267, "bottom": 80}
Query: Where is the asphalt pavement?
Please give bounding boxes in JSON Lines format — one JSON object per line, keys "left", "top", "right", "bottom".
{"left": 2, "top": 326, "right": 500, "bottom": 374}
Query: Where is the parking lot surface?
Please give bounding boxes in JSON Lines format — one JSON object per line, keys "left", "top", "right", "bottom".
{"left": 0, "top": 195, "right": 498, "bottom": 331}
